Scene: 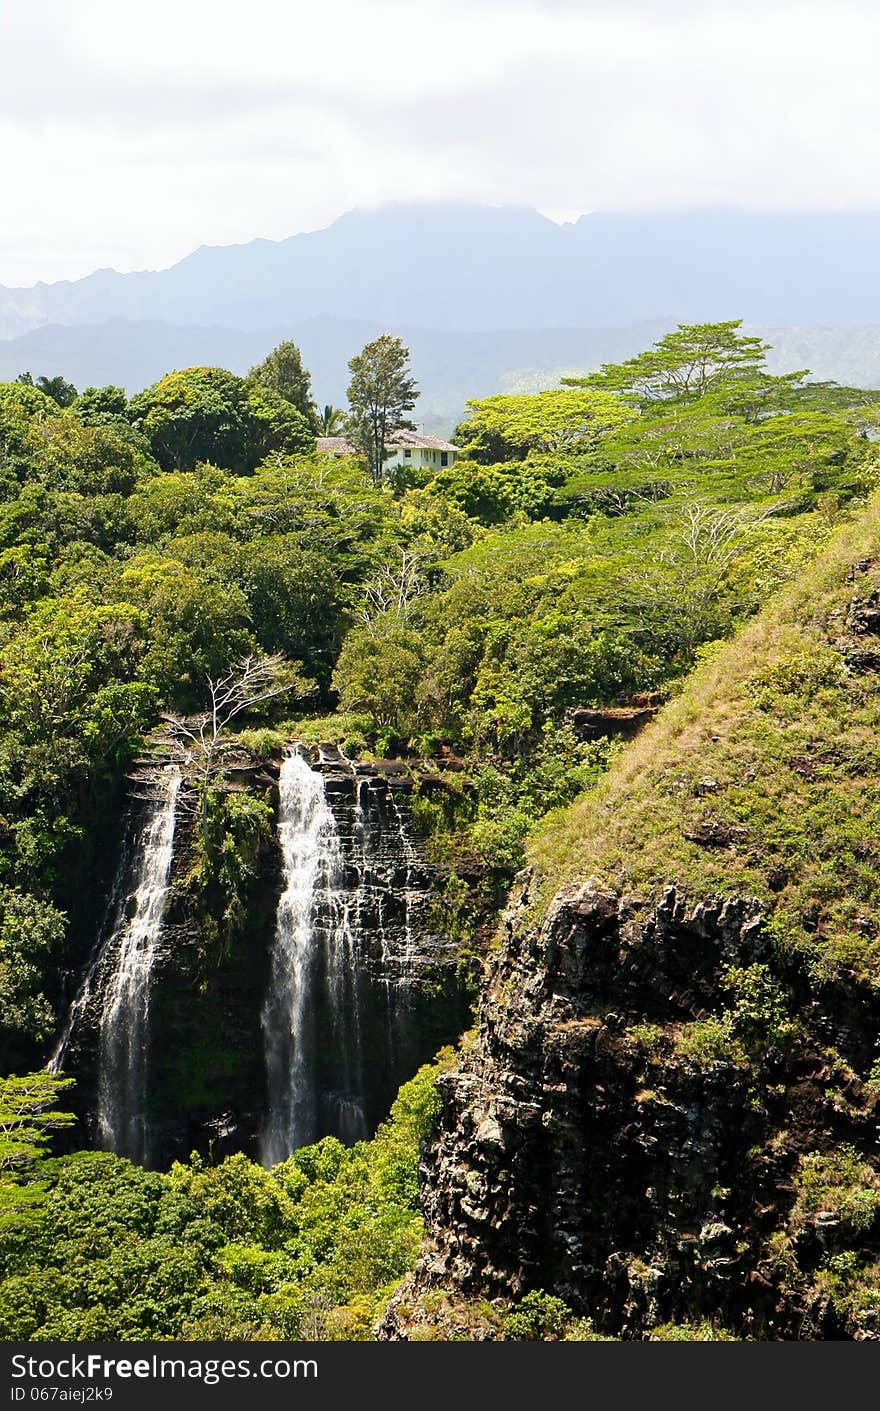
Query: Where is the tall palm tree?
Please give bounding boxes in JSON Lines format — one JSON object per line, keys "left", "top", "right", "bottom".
{"left": 316, "top": 403, "right": 346, "bottom": 436}
{"left": 35, "top": 374, "right": 78, "bottom": 408}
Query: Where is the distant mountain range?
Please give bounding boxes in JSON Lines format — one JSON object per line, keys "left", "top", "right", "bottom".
{"left": 3, "top": 204, "right": 880, "bottom": 431}
{"left": 0, "top": 316, "right": 677, "bottom": 431}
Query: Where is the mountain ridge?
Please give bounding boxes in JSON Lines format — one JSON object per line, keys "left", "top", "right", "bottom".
{"left": 0, "top": 315, "right": 674, "bottom": 431}
{"left": 4, "top": 204, "right": 880, "bottom": 339}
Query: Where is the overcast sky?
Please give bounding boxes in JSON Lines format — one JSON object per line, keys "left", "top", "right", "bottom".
{"left": 2, "top": 0, "right": 878, "bottom": 286}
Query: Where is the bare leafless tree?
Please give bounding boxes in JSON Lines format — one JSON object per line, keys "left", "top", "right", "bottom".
{"left": 161, "top": 654, "right": 311, "bottom": 830}
{"left": 619, "top": 500, "right": 778, "bottom": 656}
{"left": 673, "top": 502, "right": 775, "bottom": 576}
{"left": 355, "top": 548, "right": 425, "bottom": 631}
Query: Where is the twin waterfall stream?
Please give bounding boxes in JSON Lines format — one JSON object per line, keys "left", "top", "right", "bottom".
{"left": 96, "top": 767, "right": 182, "bottom": 1163}
{"left": 261, "top": 750, "right": 366, "bottom": 1164}
{"left": 49, "top": 766, "right": 183, "bottom": 1166}
{"left": 52, "top": 748, "right": 431, "bottom": 1169}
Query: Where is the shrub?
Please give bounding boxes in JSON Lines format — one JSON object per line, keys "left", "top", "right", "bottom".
{"left": 676, "top": 1016, "right": 745, "bottom": 1066}
{"left": 792, "top": 1146, "right": 880, "bottom": 1236}
{"left": 502, "top": 1289, "right": 572, "bottom": 1340}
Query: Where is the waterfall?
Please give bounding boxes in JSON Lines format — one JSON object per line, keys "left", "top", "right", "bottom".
{"left": 260, "top": 750, "right": 367, "bottom": 1165}
{"left": 94, "top": 766, "right": 182, "bottom": 1165}
{"left": 387, "top": 790, "right": 418, "bottom": 980}
{"left": 261, "top": 748, "right": 465, "bottom": 1167}
{"left": 353, "top": 775, "right": 393, "bottom": 1063}
{"left": 47, "top": 809, "right": 135, "bottom": 1076}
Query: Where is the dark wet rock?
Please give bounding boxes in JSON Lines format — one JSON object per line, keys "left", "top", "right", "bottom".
{"left": 379, "top": 874, "right": 880, "bottom": 1340}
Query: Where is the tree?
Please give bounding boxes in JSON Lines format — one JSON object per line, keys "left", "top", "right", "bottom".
{"left": 128, "top": 368, "right": 314, "bottom": 474}
{"left": 13, "top": 372, "right": 77, "bottom": 409}
{"left": 568, "top": 320, "right": 770, "bottom": 404}
{"left": 245, "top": 384, "right": 316, "bottom": 461}
{"left": 0, "top": 595, "right": 153, "bottom": 757}
{"left": 72, "top": 386, "right": 154, "bottom": 455}
{"left": 332, "top": 622, "right": 425, "bottom": 736}
{"left": 345, "top": 335, "right": 418, "bottom": 486}
{"left": 355, "top": 548, "right": 425, "bottom": 629}
{"left": 248, "top": 341, "right": 316, "bottom": 426}
{"left": 453, "top": 388, "right": 632, "bottom": 463}
{"left": 30, "top": 418, "right": 155, "bottom": 496}
{"left": 34, "top": 375, "right": 78, "bottom": 409}
{"left": 128, "top": 368, "right": 252, "bottom": 471}
{"left": 0, "top": 1071, "right": 74, "bottom": 1230}
{"left": 316, "top": 404, "right": 345, "bottom": 436}
{"left": 115, "top": 555, "right": 254, "bottom": 705}
{"left": 161, "top": 652, "right": 313, "bottom": 835}
{"left": 0, "top": 890, "right": 66, "bottom": 1068}
{"left": 234, "top": 538, "right": 349, "bottom": 690}
{"left": 73, "top": 385, "right": 128, "bottom": 424}
{"left": 616, "top": 500, "right": 777, "bottom": 658}
{"left": 0, "top": 387, "right": 54, "bottom": 495}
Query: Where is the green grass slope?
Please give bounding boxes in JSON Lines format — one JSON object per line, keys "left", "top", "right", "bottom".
{"left": 386, "top": 493, "right": 880, "bottom": 1341}
{"left": 532, "top": 486, "right": 880, "bottom": 988}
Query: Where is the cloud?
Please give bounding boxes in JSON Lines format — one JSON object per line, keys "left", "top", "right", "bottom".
{"left": 1, "top": 0, "right": 879, "bottom": 284}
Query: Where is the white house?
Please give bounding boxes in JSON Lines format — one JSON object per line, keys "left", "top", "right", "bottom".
{"left": 316, "top": 429, "right": 459, "bottom": 475}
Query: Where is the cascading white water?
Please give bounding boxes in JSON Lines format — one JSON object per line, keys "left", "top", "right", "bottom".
{"left": 48, "top": 815, "right": 134, "bottom": 1076}
{"left": 260, "top": 751, "right": 367, "bottom": 1165}
{"left": 388, "top": 790, "right": 418, "bottom": 980}
{"left": 95, "top": 766, "right": 182, "bottom": 1165}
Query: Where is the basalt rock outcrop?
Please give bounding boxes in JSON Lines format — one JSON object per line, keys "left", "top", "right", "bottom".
{"left": 382, "top": 874, "right": 880, "bottom": 1340}
{"left": 568, "top": 694, "right": 663, "bottom": 743}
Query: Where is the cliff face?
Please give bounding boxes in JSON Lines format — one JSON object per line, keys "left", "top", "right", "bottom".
{"left": 384, "top": 500, "right": 880, "bottom": 1341}
{"left": 391, "top": 876, "right": 878, "bottom": 1338}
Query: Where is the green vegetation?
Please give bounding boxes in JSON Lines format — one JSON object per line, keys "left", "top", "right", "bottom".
{"left": 0, "top": 1062, "right": 443, "bottom": 1340}
{"left": 673, "top": 963, "right": 799, "bottom": 1068}
{"left": 128, "top": 366, "right": 315, "bottom": 472}
{"left": 791, "top": 1146, "right": 880, "bottom": 1238}
{"left": 0, "top": 1072, "right": 74, "bottom": 1230}
{"left": 501, "top": 1288, "right": 572, "bottom": 1340}
{"left": 2, "top": 321, "right": 880, "bottom": 1339}
{"left": 453, "top": 386, "right": 631, "bottom": 462}
{"left": 1, "top": 319, "right": 878, "bottom": 1065}
{"left": 527, "top": 488, "right": 880, "bottom": 985}
{"left": 247, "top": 339, "right": 317, "bottom": 429}
{"left": 344, "top": 333, "right": 418, "bottom": 486}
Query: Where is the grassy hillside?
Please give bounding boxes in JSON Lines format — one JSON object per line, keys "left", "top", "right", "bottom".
{"left": 532, "top": 485, "right": 880, "bottom": 985}
{"left": 385, "top": 488, "right": 880, "bottom": 1342}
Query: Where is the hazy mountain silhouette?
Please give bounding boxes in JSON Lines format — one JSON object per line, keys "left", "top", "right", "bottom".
{"left": 3, "top": 313, "right": 880, "bottom": 435}
{"left": 3, "top": 205, "right": 880, "bottom": 429}
{"left": 3, "top": 205, "right": 880, "bottom": 337}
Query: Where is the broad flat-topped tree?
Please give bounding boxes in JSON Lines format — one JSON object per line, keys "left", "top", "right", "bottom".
{"left": 567, "top": 319, "right": 772, "bottom": 403}
{"left": 0, "top": 1071, "right": 74, "bottom": 1231}
{"left": 453, "top": 387, "right": 633, "bottom": 463}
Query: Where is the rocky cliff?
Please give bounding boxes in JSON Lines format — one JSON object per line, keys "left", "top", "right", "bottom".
{"left": 383, "top": 497, "right": 880, "bottom": 1340}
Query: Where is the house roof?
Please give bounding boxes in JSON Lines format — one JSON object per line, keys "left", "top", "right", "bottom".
{"left": 316, "top": 431, "right": 458, "bottom": 454}
{"left": 389, "top": 430, "right": 459, "bottom": 452}
{"left": 316, "top": 437, "right": 354, "bottom": 452}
